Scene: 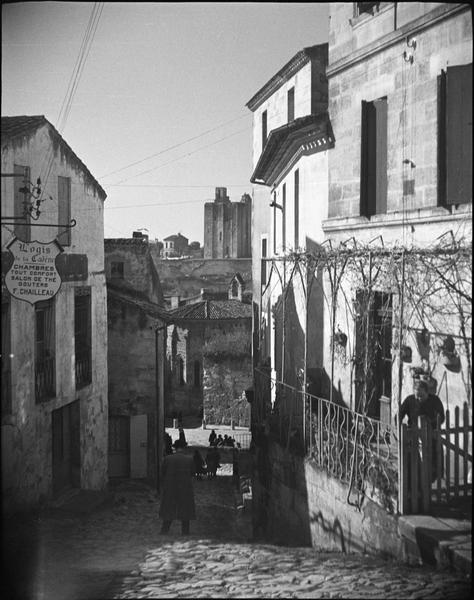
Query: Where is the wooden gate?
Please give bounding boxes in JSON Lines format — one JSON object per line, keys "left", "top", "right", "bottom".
{"left": 400, "top": 403, "right": 472, "bottom": 514}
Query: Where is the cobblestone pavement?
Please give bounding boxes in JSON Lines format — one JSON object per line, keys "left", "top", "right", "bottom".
{"left": 6, "top": 436, "right": 471, "bottom": 600}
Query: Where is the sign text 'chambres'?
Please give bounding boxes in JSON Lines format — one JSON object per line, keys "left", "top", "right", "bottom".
{"left": 5, "top": 238, "right": 63, "bottom": 304}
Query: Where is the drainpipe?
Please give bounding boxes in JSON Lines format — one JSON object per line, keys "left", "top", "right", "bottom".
{"left": 155, "top": 323, "right": 167, "bottom": 493}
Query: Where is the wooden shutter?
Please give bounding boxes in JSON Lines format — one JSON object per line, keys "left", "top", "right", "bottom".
{"left": 273, "top": 192, "right": 277, "bottom": 254}
{"left": 294, "top": 169, "right": 299, "bottom": 249}
{"left": 445, "top": 64, "right": 472, "bottom": 205}
{"left": 262, "top": 110, "right": 267, "bottom": 151}
{"left": 374, "top": 97, "right": 387, "bottom": 214}
{"left": 14, "top": 165, "right": 31, "bottom": 242}
{"left": 261, "top": 237, "right": 267, "bottom": 288}
{"left": 58, "top": 176, "right": 71, "bottom": 245}
{"left": 287, "top": 87, "right": 295, "bottom": 122}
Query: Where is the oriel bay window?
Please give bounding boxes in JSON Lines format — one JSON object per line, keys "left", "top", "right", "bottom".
{"left": 75, "top": 288, "right": 91, "bottom": 388}
{"left": 35, "top": 299, "right": 56, "bottom": 402}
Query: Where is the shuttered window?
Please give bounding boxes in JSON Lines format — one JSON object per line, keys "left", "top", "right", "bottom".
{"left": 261, "top": 237, "right": 267, "bottom": 288}
{"left": 438, "top": 64, "right": 472, "bottom": 206}
{"left": 282, "top": 183, "right": 286, "bottom": 251}
{"left": 75, "top": 288, "right": 91, "bottom": 388}
{"left": 360, "top": 97, "right": 387, "bottom": 216}
{"left": 294, "top": 169, "right": 299, "bottom": 249}
{"left": 1, "top": 301, "right": 12, "bottom": 416}
{"left": 262, "top": 110, "right": 268, "bottom": 151}
{"left": 35, "top": 299, "right": 56, "bottom": 402}
{"left": 58, "top": 176, "right": 71, "bottom": 246}
{"left": 273, "top": 192, "right": 277, "bottom": 254}
{"left": 287, "top": 87, "right": 295, "bottom": 122}
{"left": 14, "top": 164, "right": 31, "bottom": 242}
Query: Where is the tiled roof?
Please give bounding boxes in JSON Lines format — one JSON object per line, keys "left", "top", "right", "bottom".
{"left": 107, "top": 284, "right": 169, "bottom": 321}
{"left": 1, "top": 115, "right": 106, "bottom": 200}
{"left": 168, "top": 299, "right": 252, "bottom": 321}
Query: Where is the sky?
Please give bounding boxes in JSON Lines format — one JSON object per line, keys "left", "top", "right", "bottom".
{"left": 2, "top": 2, "right": 329, "bottom": 244}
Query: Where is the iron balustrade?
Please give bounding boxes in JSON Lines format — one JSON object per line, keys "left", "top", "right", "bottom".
{"left": 75, "top": 350, "right": 91, "bottom": 388}
{"left": 254, "top": 367, "right": 399, "bottom": 511}
{"left": 35, "top": 355, "right": 55, "bottom": 402}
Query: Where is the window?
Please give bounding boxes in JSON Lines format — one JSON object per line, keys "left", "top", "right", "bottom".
{"left": 1, "top": 300, "right": 12, "bottom": 416}
{"left": 356, "top": 2, "right": 380, "bottom": 16}
{"left": 261, "top": 237, "right": 267, "bottom": 288}
{"left": 282, "top": 183, "right": 286, "bottom": 251}
{"left": 438, "top": 64, "right": 472, "bottom": 206}
{"left": 287, "top": 87, "right": 295, "bottom": 122}
{"left": 294, "top": 169, "right": 300, "bottom": 248}
{"left": 75, "top": 288, "right": 91, "bottom": 388}
{"left": 194, "top": 360, "right": 201, "bottom": 388}
{"left": 110, "top": 261, "right": 124, "bottom": 279}
{"left": 14, "top": 164, "right": 31, "bottom": 242}
{"left": 360, "top": 97, "right": 387, "bottom": 217}
{"left": 35, "top": 299, "right": 55, "bottom": 402}
{"left": 57, "top": 176, "right": 71, "bottom": 246}
{"left": 262, "top": 110, "right": 268, "bottom": 150}
{"left": 273, "top": 192, "right": 277, "bottom": 254}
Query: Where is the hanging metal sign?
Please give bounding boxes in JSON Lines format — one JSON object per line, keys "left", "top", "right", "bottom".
{"left": 4, "top": 237, "right": 64, "bottom": 304}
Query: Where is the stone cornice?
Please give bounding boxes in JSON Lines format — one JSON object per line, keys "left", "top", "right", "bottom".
{"left": 246, "top": 45, "right": 327, "bottom": 112}
{"left": 327, "top": 3, "right": 468, "bottom": 78}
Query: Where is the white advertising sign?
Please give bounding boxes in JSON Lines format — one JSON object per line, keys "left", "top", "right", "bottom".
{"left": 5, "top": 238, "right": 63, "bottom": 304}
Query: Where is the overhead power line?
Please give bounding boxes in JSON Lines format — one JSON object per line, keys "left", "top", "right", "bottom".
{"left": 111, "top": 126, "right": 250, "bottom": 185}
{"left": 98, "top": 112, "right": 250, "bottom": 180}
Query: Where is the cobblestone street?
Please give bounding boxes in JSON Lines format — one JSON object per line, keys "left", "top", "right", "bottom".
{"left": 4, "top": 433, "right": 471, "bottom": 600}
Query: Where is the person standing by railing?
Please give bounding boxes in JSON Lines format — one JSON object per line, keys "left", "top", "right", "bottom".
{"left": 399, "top": 379, "right": 445, "bottom": 483}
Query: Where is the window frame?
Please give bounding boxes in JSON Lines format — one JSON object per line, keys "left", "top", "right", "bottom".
{"left": 75, "top": 287, "right": 92, "bottom": 389}
{"left": 58, "top": 175, "right": 71, "bottom": 246}
{"left": 35, "top": 298, "right": 56, "bottom": 402}
{"left": 287, "top": 87, "right": 295, "bottom": 122}
{"left": 360, "top": 97, "right": 387, "bottom": 217}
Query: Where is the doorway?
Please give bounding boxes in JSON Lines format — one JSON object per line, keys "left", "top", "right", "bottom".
{"left": 52, "top": 400, "right": 81, "bottom": 495}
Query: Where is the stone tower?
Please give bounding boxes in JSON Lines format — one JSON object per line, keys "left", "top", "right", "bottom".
{"left": 204, "top": 187, "right": 251, "bottom": 258}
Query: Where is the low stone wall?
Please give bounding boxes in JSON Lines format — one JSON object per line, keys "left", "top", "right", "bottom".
{"left": 254, "top": 440, "right": 404, "bottom": 559}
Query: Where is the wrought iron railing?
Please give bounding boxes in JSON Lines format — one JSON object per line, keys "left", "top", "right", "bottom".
{"left": 75, "top": 350, "right": 91, "bottom": 388}
{"left": 35, "top": 356, "right": 55, "bottom": 402}
{"left": 254, "top": 367, "right": 399, "bottom": 512}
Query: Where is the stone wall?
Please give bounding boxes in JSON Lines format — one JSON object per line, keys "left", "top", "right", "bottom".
{"left": 104, "top": 239, "right": 163, "bottom": 305}
{"left": 1, "top": 122, "right": 108, "bottom": 510}
{"left": 253, "top": 440, "right": 403, "bottom": 559}
{"left": 150, "top": 255, "right": 252, "bottom": 301}
{"left": 107, "top": 295, "right": 160, "bottom": 483}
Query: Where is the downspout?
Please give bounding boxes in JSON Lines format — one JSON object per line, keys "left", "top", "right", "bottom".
{"left": 397, "top": 250, "right": 406, "bottom": 514}
{"left": 155, "top": 322, "right": 167, "bottom": 493}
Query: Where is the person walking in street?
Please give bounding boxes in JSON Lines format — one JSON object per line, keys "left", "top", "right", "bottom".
{"left": 208, "top": 429, "right": 217, "bottom": 446}
{"left": 206, "top": 445, "right": 221, "bottom": 478}
{"left": 399, "top": 378, "right": 445, "bottom": 483}
{"left": 174, "top": 426, "right": 187, "bottom": 449}
{"left": 193, "top": 449, "right": 206, "bottom": 480}
{"left": 159, "top": 441, "right": 196, "bottom": 534}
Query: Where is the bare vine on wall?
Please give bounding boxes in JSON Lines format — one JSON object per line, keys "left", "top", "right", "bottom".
{"left": 269, "top": 231, "right": 472, "bottom": 412}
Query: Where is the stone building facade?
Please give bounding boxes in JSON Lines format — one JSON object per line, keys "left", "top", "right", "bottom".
{"left": 166, "top": 275, "right": 252, "bottom": 426}
{"left": 324, "top": 2, "right": 472, "bottom": 421}
{"left": 104, "top": 233, "right": 167, "bottom": 484}
{"left": 1, "top": 116, "right": 108, "bottom": 510}
{"left": 204, "top": 187, "right": 252, "bottom": 259}
{"left": 248, "top": 2, "right": 472, "bottom": 557}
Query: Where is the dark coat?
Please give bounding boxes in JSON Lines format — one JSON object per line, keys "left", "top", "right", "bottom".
{"left": 159, "top": 451, "right": 196, "bottom": 520}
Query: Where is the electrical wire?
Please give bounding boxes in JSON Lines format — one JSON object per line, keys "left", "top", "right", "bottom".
{"left": 98, "top": 113, "right": 251, "bottom": 180}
